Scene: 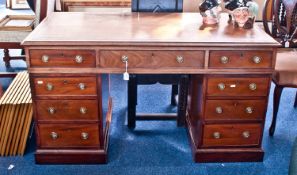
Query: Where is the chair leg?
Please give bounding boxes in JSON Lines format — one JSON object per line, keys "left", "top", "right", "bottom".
{"left": 171, "top": 84, "right": 178, "bottom": 106}
{"left": 177, "top": 75, "right": 189, "bottom": 127}
{"left": 128, "top": 75, "right": 137, "bottom": 129}
{"left": 3, "top": 49, "right": 11, "bottom": 68}
{"left": 269, "top": 85, "right": 284, "bottom": 136}
{"left": 294, "top": 91, "right": 297, "bottom": 108}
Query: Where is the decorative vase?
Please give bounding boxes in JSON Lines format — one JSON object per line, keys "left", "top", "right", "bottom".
{"left": 199, "top": 0, "right": 222, "bottom": 25}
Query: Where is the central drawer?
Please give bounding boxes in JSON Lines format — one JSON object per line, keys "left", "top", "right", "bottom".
{"left": 36, "top": 99, "right": 99, "bottom": 121}
{"left": 99, "top": 50, "right": 205, "bottom": 68}
{"left": 202, "top": 124, "right": 262, "bottom": 147}
{"left": 38, "top": 124, "right": 100, "bottom": 148}
{"left": 32, "top": 77, "right": 97, "bottom": 96}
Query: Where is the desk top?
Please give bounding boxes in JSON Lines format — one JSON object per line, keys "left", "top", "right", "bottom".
{"left": 22, "top": 12, "right": 279, "bottom": 47}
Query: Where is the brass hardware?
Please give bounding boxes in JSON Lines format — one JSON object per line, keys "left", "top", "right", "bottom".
{"left": 213, "top": 132, "right": 221, "bottom": 139}
{"left": 81, "top": 132, "right": 89, "bottom": 140}
{"left": 46, "top": 83, "right": 53, "bottom": 91}
{"left": 78, "top": 83, "right": 86, "bottom": 90}
{"left": 75, "top": 55, "right": 83, "bottom": 63}
{"left": 249, "top": 83, "right": 257, "bottom": 91}
{"left": 220, "top": 56, "right": 229, "bottom": 64}
{"left": 215, "top": 107, "right": 223, "bottom": 114}
{"left": 48, "top": 107, "right": 56, "bottom": 114}
{"left": 121, "top": 55, "right": 128, "bottom": 62}
{"left": 245, "top": 107, "right": 253, "bottom": 114}
{"left": 218, "top": 83, "right": 225, "bottom": 90}
{"left": 176, "top": 56, "right": 184, "bottom": 63}
{"left": 242, "top": 131, "right": 250, "bottom": 138}
{"left": 80, "top": 107, "right": 87, "bottom": 114}
{"left": 41, "top": 55, "right": 49, "bottom": 63}
{"left": 50, "top": 132, "right": 58, "bottom": 140}
{"left": 252, "top": 56, "right": 261, "bottom": 64}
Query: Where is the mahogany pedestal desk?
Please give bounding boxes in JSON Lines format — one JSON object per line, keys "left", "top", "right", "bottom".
{"left": 22, "top": 12, "right": 280, "bottom": 164}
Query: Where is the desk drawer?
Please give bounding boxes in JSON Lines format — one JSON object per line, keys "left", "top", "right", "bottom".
{"left": 99, "top": 50, "right": 204, "bottom": 68}
{"left": 32, "top": 77, "right": 97, "bottom": 96}
{"left": 36, "top": 100, "right": 99, "bottom": 121}
{"left": 204, "top": 99, "right": 266, "bottom": 121}
{"left": 209, "top": 51, "right": 272, "bottom": 68}
{"left": 202, "top": 124, "right": 261, "bottom": 147}
{"left": 206, "top": 77, "right": 270, "bottom": 97}
{"left": 38, "top": 124, "right": 100, "bottom": 148}
{"left": 30, "top": 50, "right": 96, "bottom": 67}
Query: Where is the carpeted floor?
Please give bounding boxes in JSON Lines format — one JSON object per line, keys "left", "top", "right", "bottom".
{"left": 0, "top": 2, "right": 297, "bottom": 175}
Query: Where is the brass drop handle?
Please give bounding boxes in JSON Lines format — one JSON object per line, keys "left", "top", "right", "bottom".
{"left": 121, "top": 55, "right": 128, "bottom": 62}
{"left": 75, "top": 55, "right": 83, "bottom": 63}
{"left": 46, "top": 83, "right": 53, "bottom": 91}
{"left": 48, "top": 107, "right": 56, "bottom": 114}
{"left": 242, "top": 131, "right": 250, "bottom": 138}
{"left": 41, "top": 55, "right": 49, "bottom": 63}
{"left": 78, "top": 83, "right": 86, "bottom": 90}
{"left": 220, "top": 56, "right": 229, "bottom": 64}
{"left": 213, "top": 132, "right": 221, "bottom": 139}
{"left": 176, "top": 56, "right": 184, "bottom": 63}
{"left": 81, "top": 132, "right": 89, "bottom": 140}
{"left": 252, "top": 56, "right": 261, "bottom": 64}
{"left": 218, "top": 83, "right": 225, "bottom": 90}
{"left": 50, "top": 132, "right": 58, "bottom": 140}
{"left": 80, "top": 107, "right": 87, "bottom": 114}
{"left": 245, "top": 107, "right": 253, "bottom": 114}
{"left": 215, "top": 107, "right": 223, "bottom": 114}
{"left": 249, "top": 83, "right": 257, "bottom": 91}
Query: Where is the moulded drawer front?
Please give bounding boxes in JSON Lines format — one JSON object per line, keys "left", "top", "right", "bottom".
{"left": 30, "top": 50, "right": 96, "bottom": 67}
{"left": 99, "top": 50, "right": 204, "bottom": 68}
{"left": 206, "top": 77, "right": 270, "bottom": 97}
{"left": 36, "top": 99, "right": 99, "bottom": 121}
{"left": 38, "top": 124, "right": 100, "bottom": 148}
{"left": 202, "top": 124, "right": 262, "bottom": 147}
{"left": 209, "top": 51, "right": 273, "bottom": 68}
{"left": 32, "top": 77, "right": 97, "bottom": 96}
{"left": 204, "top": 99, "right": 266, "bottom": 121}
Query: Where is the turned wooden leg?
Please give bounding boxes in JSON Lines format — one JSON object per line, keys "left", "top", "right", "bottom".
{"left": 177, "top": 75, "right": 189, "bottom": 127}
{"left": 3, "top": 49, "right": 11, "bottom": 68}
{"left": 128, "top": 74, "right": 137, "bottom": 129}
{"left": 269, "top": 85, "right": 284, "bottom": 136}
{"left": 294, "top": 91, "right": 297, "bottom": 108}
{"left": 171, "top": 84, "right": 178, "bottom": 106}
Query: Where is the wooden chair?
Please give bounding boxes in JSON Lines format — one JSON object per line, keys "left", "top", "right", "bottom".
{"left": 0, "top": 0, "right": 58, "bottom": 68}
{"left": 127, "top": 0, "right": 188, "bottom": 129}
{"left": 263, "top": 0, "right": 297, "bottom": 136}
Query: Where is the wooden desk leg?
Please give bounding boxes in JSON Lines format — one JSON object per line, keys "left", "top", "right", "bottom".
{"left": 3, "top": 49, "right": 11, "bottom": 68}
{"left": 177, "top": 75, "right": 188, "bottom": 127}
{"left": 171, "top": 85, "right": 178, "bottom": 106}
{"left": 269, "top": 85, "right": 283, "bottom": 136}
{"left": 128, "top": 74, "right": 137, "bottom": 129}
{"left": 294, "top": 91, "right": 297, "bottom": 108}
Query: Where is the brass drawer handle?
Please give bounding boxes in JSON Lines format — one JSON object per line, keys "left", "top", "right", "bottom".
{"left": 50, "top": 132, "right": 58, "bottom": 140}
{"left": 80, "top": 107, "right": 87, "bottom": 114}
{"left": 176, "top": 56, "right": 184, "bottom": 63}
{"left": 46, "top": 83, "right": 53, "bottom": 91}
{"left": 213, "top": 132, "right": 221, "bottom": 139}
{"left": 245, "top": 107, "right": 253, "bottom": 114}
{"left": 41, "top": 55, "right": 49, "bottom": 63}
{"left": 81, "top": 132, "right": 89, "bottom": 140}
{"left": 48, "top": 107, "right": 56, "bottom": 114}
{"left": 242, "top": 131, "right": 250, "bottom": 138}
{"left": 249, "top": 83, "right": 257, "bottom": 91}
{"left": 215, "top": 107, "right": 223, "bottom": 114}
{"left": 121, "top": 55, "right": 128, "bottom": 62}
{"left": 252, "top": 56, "right": 261, "bottom": 64}
{"left": 220, "top": 56, "right": 229, "bottom": 64}
{"left": 217, "top": 83, "right": 225, "bottom": 90}
{"left": 78, "top": 83, "right": 86, "bottom": 90}
{"left": 75, "top": 55, "right": 83, "bottom": 63}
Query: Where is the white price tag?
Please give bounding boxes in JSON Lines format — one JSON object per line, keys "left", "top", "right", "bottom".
{"left": 123, "top": 72, "right": 129, "bottom": 80}
{"left": 285, "top": 41, "right": 290, "bottom": 48}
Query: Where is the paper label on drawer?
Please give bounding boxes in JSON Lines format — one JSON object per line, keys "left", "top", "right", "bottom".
{"left": 230, "top": 84, "right": 236, "bottom": 88}
{"left": 37, "top": 81, "right": 43, "bottom": 85}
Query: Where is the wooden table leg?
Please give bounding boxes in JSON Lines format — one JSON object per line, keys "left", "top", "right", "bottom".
{"left": 177, "top": 75, "right": 189, "bottom": 127}
{"left": 3, "top": 49, "right": 11, "bottom": 68}
{"left": 269, "top": 85, "right": 283, "bottom": 136}
{"left": 294, "top": 91, "right": 297, "bottom": 108}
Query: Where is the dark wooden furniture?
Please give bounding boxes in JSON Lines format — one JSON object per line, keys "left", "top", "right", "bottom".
{"left": 128, "top": 0, "right": 185, "bottom": 129}
{"left": 22, "top": 12, "right": 279, "bottom": 163}
{"left": 263, "top": 0, "right": 297, "bottom": 136}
